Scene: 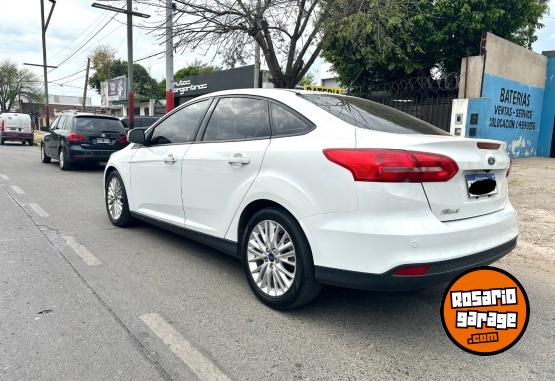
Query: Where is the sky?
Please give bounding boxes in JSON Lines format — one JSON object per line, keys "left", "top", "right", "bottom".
{"left": 1, "top": 0, "right": 555, "bottom": 106}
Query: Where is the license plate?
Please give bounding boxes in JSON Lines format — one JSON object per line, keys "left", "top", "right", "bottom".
{"left": 96, "top": 138, "right": 111, "bottom": 144}
{"left": 466, "top": 173, "right": 498, "bottom": 197}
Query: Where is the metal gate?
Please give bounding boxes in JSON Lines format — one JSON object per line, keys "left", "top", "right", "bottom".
{"left": 366, "top": 73, "right": 459, "bottom": 132}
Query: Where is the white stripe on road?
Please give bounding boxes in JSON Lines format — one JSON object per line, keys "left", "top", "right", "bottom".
{"left": 27, "top": 203, "right": 49, "bottom": 217}
{"left": 0, "top": 174, "right": 9, "bottom": 181}
{"left": 63, "top": 236, "right": 102, "bottom": 266}
{"left": 11, "top": 185, "right": 25, "bottom": 195}
{"left": 140, "top": 313, "right": 231, "bottom": 381}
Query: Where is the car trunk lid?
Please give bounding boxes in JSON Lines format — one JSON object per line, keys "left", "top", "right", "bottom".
{"left": 355, "top": 130, "right": 510, "bottom": 221}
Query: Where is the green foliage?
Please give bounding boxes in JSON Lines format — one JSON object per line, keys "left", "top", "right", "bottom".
{"left": 322, "top": 0, "right": 549, "bottom": 95}
{"left": 0, "top": 60, "right": 43, "bottom": 112}
{"left": 89, "top": 45, "right": 161, "bottom": 99}
{"left": 298, "top": 72, "right": 316, "bottom": 87}
{"left": 174, "top": 60, "right": 221, "bottom": 80}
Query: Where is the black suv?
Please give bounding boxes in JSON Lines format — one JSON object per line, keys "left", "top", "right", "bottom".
{"left": 41, "top": 112, "right": 128, "bottom": 170}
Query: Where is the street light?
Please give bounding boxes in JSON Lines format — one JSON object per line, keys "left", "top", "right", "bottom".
{"left": 91, "top": 2, "right": 150, "bottom": 129}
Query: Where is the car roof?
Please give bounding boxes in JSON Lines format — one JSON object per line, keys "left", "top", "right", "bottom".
{"left": 62, "top": 112, "right": 118, "bottom": 119}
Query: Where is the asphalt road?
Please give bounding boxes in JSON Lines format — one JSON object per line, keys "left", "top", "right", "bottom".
{"left": 0, "top": 143, "right": 553, "bottom": 380}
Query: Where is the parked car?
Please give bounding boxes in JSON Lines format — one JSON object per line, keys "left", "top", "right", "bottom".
{"left": 0, "top": 113, "right": 34, "bottom": 145}
{"left": 104, "top": 89, "right": 518, "bottom": 309}
{"left": 119, "top": 116, "right": 160, "bottom": 131}
{"left": 41, "top": 112, "right": 127, "bottom": 170}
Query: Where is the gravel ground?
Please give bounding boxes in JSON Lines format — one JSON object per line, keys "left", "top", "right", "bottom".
{"left": 503, "top": 157, "right": 555, "bottom": 271}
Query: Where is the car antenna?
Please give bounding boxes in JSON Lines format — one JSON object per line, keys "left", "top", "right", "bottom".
{"left": 343, "top": 68, "right": 365, "bottom": 95}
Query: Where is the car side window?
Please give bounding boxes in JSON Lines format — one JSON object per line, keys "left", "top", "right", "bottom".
{"left": 202, "top": 97, "right": 270, "bottom": 142}
{"left": 50, "top": 117, "right": 60, "bottom": 130}
{"left": 270, "top": 103, "right": 313, "bottom": 137}
{"left": 150, "top": 100, "right": 210, "bottom": 145}
{"left": 62, "top": 116, "right": 72, "bottom": 130}
{"left": 57, "top": 116, "right": 66, "bottom": 131}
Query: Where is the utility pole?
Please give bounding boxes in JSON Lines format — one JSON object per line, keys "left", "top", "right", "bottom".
{"left": 91, "top": 2, "right": 150, "bottom": 129}
{"left": 253, "top": 0, "right": 261, "bottom": 88}
{"left": 40, "top": 0, "right": 56, "bottom": 130}
{"left": 126, "top": 0, "right": 134, "bottom": 128}
{"left": 82, "top": 58, "right": 91, "bottom": 111}
{"left": 165, "top": 0, "right": 174, "bottom": 112}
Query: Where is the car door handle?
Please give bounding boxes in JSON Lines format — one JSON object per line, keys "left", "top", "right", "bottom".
{"left": 228, "top": 154, "right": 250, "bottom": 165}
{"left": 163, "top": 154, "right": 177, "bottom": 164}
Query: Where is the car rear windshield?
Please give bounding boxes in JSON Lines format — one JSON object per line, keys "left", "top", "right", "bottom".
{"left": 300, "top": 94, "right": 450, "bottom": 135}
{"left": 74, "top": 117, "right": 124, "bottom": 133}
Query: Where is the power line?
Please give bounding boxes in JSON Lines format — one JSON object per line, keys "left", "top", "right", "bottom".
{"left": 51, "top": 11, "right": 120, "bottom": 71}
{"left": 49, "top": 9, "right": 111, "bottom": 61}
{"left": 50, "top": 68, "right": 87, "bottom": 82}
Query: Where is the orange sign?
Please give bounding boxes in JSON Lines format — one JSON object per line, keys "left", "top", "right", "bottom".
{"left": 441, "top": 267, "right": 529, "bottom": 355}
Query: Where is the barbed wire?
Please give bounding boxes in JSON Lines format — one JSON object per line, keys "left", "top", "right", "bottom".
{"left": 370, "top": 73, "right": 460, "bottom": 97}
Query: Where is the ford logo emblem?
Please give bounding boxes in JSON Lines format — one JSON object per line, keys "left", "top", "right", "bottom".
{"left": 488, "top": 157, "right": 496, "bottom": 166}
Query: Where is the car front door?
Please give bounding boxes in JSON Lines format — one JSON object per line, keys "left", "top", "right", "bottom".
{"left": 44, "top": 116, "right": 62, "bottom": 157}
{"left": 129, "top": 99, "right": 212, "bottom": 226}
{"left": 181, "top": 96, "right": 272, "bottom": 238}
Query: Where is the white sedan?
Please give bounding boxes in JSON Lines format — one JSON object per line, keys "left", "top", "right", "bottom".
{"left": 104, "top": 89, "right": 518, "bottom": 309}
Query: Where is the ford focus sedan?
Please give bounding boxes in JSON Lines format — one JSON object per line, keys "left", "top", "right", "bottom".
{"left": 104, "top": 89, "right": 518, "bottom": 309}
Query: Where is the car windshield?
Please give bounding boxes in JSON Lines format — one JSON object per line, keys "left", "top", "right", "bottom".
{"left": 75, "top": 117, "right": 124, "bottom": 133}
{"left": 300, "top": 94, "right": 450, "bottom": 135}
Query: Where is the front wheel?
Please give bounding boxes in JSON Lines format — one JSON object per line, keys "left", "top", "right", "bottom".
{"left": 41, "top": 144, "right": 51, "bottom": 163}
{"left": 105, "top": 171, "right": 135, "bottom": 227}
{"left": 241, "top": 207, "right": 322, "bottom": 310}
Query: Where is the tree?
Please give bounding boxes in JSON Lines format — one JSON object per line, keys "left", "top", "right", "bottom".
{"left": 0, "top": 60, "right": 43, "bottom": 113}
{"left": 298, "top": 72, "right": 316, "bottom": 87}
{"left": 89, "top": 44, "right": 117, "bottom": 86}
{"left": 174, "top": 60, "right": 221, "bottom": 80}
{"left": 148, "top": 0, "right": 346, "bottom": 88}
{"left": 322, "top": 0, "right": 548, "bottom": 95}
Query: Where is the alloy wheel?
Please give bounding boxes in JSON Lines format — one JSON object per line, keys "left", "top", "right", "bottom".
{"left": 247, "top": 220, "right": 297, "bottom": 297}
{"left": 107, "top": 177, "right": 124, "bottom": 220}
{"left": 59, "top": 150, "right": 64, "bottom": 168}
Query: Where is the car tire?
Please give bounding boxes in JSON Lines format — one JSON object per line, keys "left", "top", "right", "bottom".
{"left": 241, "top": 207, "right": 322, "bottom": 310}
{"left": 58, "top": 148, "right": 71, "bottom": 170}
{"left": 21, "top": 141, "right": 26, "bottom": 145}
{"left": 41, "top": 144, "right": 51, "bottom": 163}
{"left": 105, "top": 171, "right": 135, "bottom": 227}
{"left": 0, "top": 139, "right": 4, "bottom": 145}
{"left": 28, "top": 139, "right": 34, "bottom": 146}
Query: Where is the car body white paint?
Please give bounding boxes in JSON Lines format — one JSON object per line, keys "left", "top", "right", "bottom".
{"left": 105, "top": 88, "right": 518, "bottom": 279}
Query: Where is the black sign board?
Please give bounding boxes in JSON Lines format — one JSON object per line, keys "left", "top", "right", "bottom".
{"left": 174, "top": 65, "right": 256, "bottom": 100}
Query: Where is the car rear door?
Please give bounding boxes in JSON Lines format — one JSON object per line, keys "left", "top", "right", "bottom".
{"left": 129, "top": 99, "right": 211, "bottom": 226}
{"left": 181, "top": 96, "right": 271, "bottom": 238}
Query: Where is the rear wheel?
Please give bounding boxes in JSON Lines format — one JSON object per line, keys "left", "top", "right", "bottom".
{"left": 58, "top": 148, "right": 71, "bottom": 170}
{"left": 0, "top": 139, "right": 4, "bottom": 145}
{"left": 21, "top": 141, "right": 25, "bottom": 145}
{"left": 241, "top": 207, "right": 322, "bottom": 310}
{"left": 105, "top": 171, "right": 135, "bottom": 227}
{"left": 28, "top": 139, "right": 34, "bottom": 146}
{"left": 41, "top": 144, "right": 51, "bottom": 163}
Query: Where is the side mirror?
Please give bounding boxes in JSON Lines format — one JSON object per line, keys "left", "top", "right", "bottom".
{"left": 128, "top": 128, "right": 146, "bottom": 145}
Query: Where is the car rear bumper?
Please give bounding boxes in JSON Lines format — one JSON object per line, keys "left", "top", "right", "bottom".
{"left": 301, "top": 198, "right": 518, "bottom": 289}
{"left": 68, "top": 146, "right": 118, "bottom": 162}
{"left": 1, "top": 132, "right": 33, "bottom": 141}
{"left": 314, "top": 237, "right": 517, "bottom": 291}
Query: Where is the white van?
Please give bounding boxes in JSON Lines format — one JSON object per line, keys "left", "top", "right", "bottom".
{"left": 0, "top": 113, "right": 34, "bottom": 145}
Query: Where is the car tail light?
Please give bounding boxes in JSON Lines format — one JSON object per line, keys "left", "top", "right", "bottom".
{"left": 0, "top": 120, "right": 4, "bottom": 133}
{"left": 67, "top": 132, "right": 87, "bottom": 142}
{"left": 119, "top": 134, "right": 128, "bottom": 144}
{"left": 323, "top": 149, "right": 459, "bottom": 182}
{"left": 477, "top": 142, "right": 500, "bottom": 150}
{"left": 392, "top": 265, "right": 431, "bottom": 276}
